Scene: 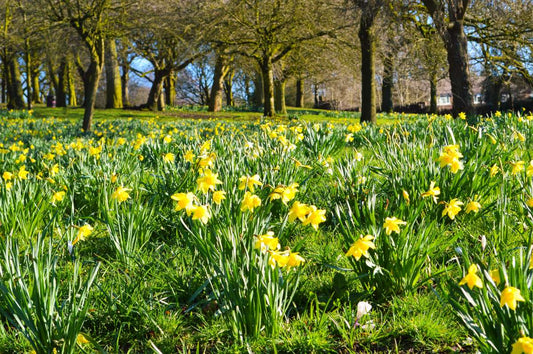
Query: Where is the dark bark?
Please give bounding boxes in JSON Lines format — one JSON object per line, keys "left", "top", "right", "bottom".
{"left": 47, "top": 59, "right": 59, "bottom": 96}
{"left": 1, "top": 70, "right": 6, "bottom": 104}
{"left": 445, "top": 20, "right": 473, "bottom": 116}
{"left": 31, "top": 66, "right": 42, "bottom": 103}
{"left": 105, "top": 39, "right": 123, "bottom": 109}
{"left": 295, "top": 78, "right": 304, "bottom": 107}
{"left": 67, "top": 60, "right": 77, "bottom": 106}
{"left": 24, "top": 49, "right": 32, "bottom": 110}
{"left": 209, "top": 54, "right": 229, "bottom": 112}
{"left": 146, "top": 68, "right": 169, "bottom": 111}
{"left": 359, "top": 18, "right": 377, "bottom": 124}
{"left": 121, "top": 64, "right": 130, "bottom": 107}
{"left": 381, "top": 55, "right": 394, "bottom": 113}
{"left": 82, "top": 61, "right": 103, "bottom": 132}
{"left": 422, "top": 0, "right": 473, "bottom": 116}
{"left": 275, "top": 80, "right": 287, "bottom": 114}
{"left": 164, "top": 73, "right": 176, "bottom": 107}
{"left": 429, "top": 72, "right": 438, "bottom": 114}
{"left": 6, "top": 58, "right": 25, "bottom": 110}
{"left": 484, "top": 75, "right": 502, "bottom": 110}
{"left": 57, "top": 58, "right": 67, "bottom": 107}
{"left": 224, "top": 68, "right": 234, "bottom": 107}
{"left": 251, "top": 71, "right": 263, "bottom": 107}
{"left": 260, "top": 57, "right": 275, "bottom": 117}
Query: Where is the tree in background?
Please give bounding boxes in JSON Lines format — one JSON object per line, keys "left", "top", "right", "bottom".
{"left": 209, "top": 0, "right": 344, "bottom": 117}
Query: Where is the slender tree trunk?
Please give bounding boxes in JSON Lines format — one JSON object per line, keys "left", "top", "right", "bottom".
{"left": 24, "top": 48, "right": 32, "bottom": 110}
{"left": 275, "top": 80, "right": 287, "bottom": 114}
{"left": 158, "top": 91, "right": 165, "bottom": 110}
{"left": 381, "top": 55, "right": 393, "bottom": 113}
{"left": 1, "top": 65, "right": 6, "bottom": 103}
{"left": 252, "top": 71, "right": 263, "bottom": 108}
{"left": 67, "top": 60, "right": 77, "bottom": 106}
{"left": 105, "top": 39, "right": 123, "bottom": 109}
{"left": 359, "top": 19, "right": 377, "bottom": 124}
{"left": 31, "top": 65, "right": 41, "bottom": 104}
{"left": 295, "top": 78, "right": 304, "bottom": 107}
{"left": 164, "top": 73, "right": 176, "bottom": 107}
{"left": 445, "top": 20, "right": 473, "bottom": 116}
{"left": 57, "top": 58, "right": 67, "bottom": 107}
{"left": 429, "top": 72, "right": 438, "bottom": 114}
{"left": 224, "top": 68, "right": 235, "bottom": 107}
{"left": 260, "top": 57, "right": 275, "bottom": 117}
{"left": 208, "top": 54, "right": 229, "bottom": 112}
{"left": 121, "top": 64, "right": 130, "bottom": 107}
{"left": 7, "top": 58, "right": 25, "bottom": 110}
{"left": 82, "top": 60, "right": 103, "bottom": 131}
{"left": 146, "top": 68, "right": 168, "bottom": 111}
{"left": 47, "top": 59, "right": 59, "bottom": 97}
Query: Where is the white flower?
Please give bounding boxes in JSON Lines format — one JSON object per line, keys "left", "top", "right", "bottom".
{"left": 356, "top": 301, "right": 372, "bottom": 320}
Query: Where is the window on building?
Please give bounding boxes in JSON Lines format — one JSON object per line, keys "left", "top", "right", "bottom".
{"left": 437, "top": 95, "right": 451, "bottom": 105}
{"left": 474, "top": 94, "right": 482, "bottom": 104}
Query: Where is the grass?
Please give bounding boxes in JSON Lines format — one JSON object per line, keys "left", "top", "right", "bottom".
{"left": 0, "top": 107, "right": 532, "bottom": 353}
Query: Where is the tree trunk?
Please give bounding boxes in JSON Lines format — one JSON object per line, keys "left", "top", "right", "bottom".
{"left": 164, "top": 73, "right": 176, "bottom": 107}
{"left": 429, "top": 71, "right": 438, "bottom": 114}
{"left": 7, "top": 58, "right": 25, "bottom": 110}
{"left": 67, "top": 60, "right": 77, "bottom": 106}
{"left": 47, "top": 59, "right": 59, "bottom": 97}
{"left": 359, "top": 19, "right": 377, "bottom": 124}
{"left": 484, "top": 75, "right": 502, "bottom": 111}
{"left": 121, "top": 64, "right": 130, "bottom": 107}
{"left": 24, "top": 48, "right": 32, "bottom": 110}
{"left": 251, "top": 71, "right": 263, "bottom": 108}
{"left": 1, "top": 67, "right": 6, "bottom": 103}
{"left": 381, "top": 55, "right": 393, "bottom": 113}
{"left": 57, "top": 58, "right": 67, "bottom": 107}
{"left": 275, "top": 80, "right": 287, "bottom": 114}
{"left": 31, "top": 65, "right": 41, "bottom": 104}
{"left": 105, "top": 39, "right": 123, "bottom": 109}
{"left": 82, "top": 60, "right": 103, "bottom": 132}
{"left": 445, "top": 21, "right": 473, "bottom": 116}
{"left": 224, "top": 68, "right": 235, "bottom": 107}
{"left": 209, "top": 54, "right": 229, "bottom": 112}
{"left": 146, "top": 68, "right": 168, "bottom": 111}
{"left": 260, "top": 57, "right": 275, "bottom": 117}
{"left": 295, "top": 78, "right": 304, "bottom": 107}
{"left": 244, "top": 74, "right": 251, "bottom": 105}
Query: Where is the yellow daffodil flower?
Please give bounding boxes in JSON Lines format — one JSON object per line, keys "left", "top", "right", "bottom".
{"left": 190, "top": 205, "right": 211, "bottom": 224}
{"left": 51, "top": 191, "right": 66, "bottom": 205}
{"left": 196, "top": 169, "right": 222, "bottom": 194}
{"left": 500, "top": 286, "right": 525, "bottom": 310}
{"left": 212, "top": 190, "right": 226, "bottom": 205}
{"left": 383, "top": 216, "right": 407, "bottom": 235}
{"left": 111, "top": 186, "right": 131, "bottom": 203}
{"left": 238, "top": 174, "right": 262, "bottom": 192}
{"left": 171, "top": 192, "right": 196, "bottom": 215}
{"left": 465, "top": 200, "right": 482, "bottom": 214}
{"left": 346, "top": 235, "right": 376, "bottom": 260}
{"left": 442, "top": 199, "right": 463, "bottom": 220}
{"left": 421, "top": 181, "right": 440, "bottom": 203}
{"left": 510, "top": 161, "right": 525, "bottom": 175}
{"left": 240, "top": 191, "right": 261, "bottom": 213}
{"left": 512, "top": 336, "right": 533, "bottom": 354}
{"left": 302, "top": 206, "right": 326, "bottom": 230}
{"left": 459, "top": 264, "right": 483, "bottom": 289}
{"left": 254, "top": 231, "right": 280, "bottom": 252}
{"left": 288, "top": 201, "right": 311, "bottom": 222}
{"left": 163, "top": 152, "right": 175, "bottom": 163}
